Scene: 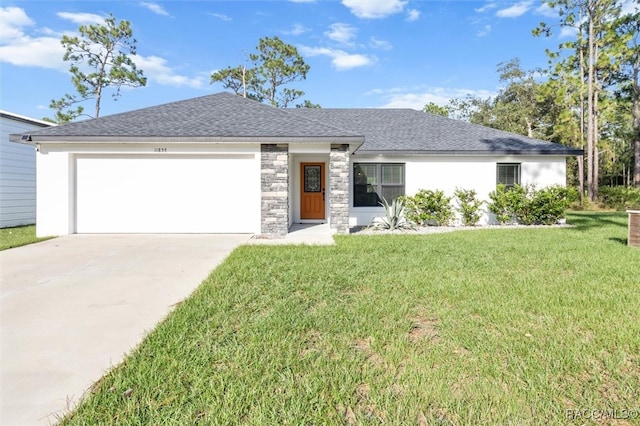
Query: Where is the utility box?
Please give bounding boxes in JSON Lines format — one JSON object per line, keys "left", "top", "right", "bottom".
{"left": 628, "top": 210, "right": 640, "bottom": 247}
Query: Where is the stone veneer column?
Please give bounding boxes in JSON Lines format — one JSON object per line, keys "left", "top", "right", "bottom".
{"left": 261, "top": 144, "right": 289, "bottom": 237}
{"left": 329, "top": 144, "right": 350, "bottom": 234}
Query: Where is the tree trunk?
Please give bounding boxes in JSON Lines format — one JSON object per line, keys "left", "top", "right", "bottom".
{"left": 579, "top": 20, "right": 586, "bottom": 202}
{"left": 95, "top": 87, "right": 102, "bottom": 118}
{"left": 587, "top": 17, "right": 596, "bottom": 202}
{"left": 525, "top": 117, "right": 533, "bottom": 138}
{"left": 578, "top": 155, "right": 585, "bottom": 202}
{"left": 634, "top": 54, "right": 640, "bottom": 186}
{"left": 635, "top": 139, "right": 640, "bottom": 186}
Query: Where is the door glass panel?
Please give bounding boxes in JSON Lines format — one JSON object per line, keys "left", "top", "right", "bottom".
{"left": 304, "top": 165, "right": 321, "bottom": 192}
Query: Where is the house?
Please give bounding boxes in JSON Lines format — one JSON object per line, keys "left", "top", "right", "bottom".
{"left": 9, "top": 92, "right": 582, "bottom": 238}
{"left": 1, "top": 111, "right": 52, "bottom": 228}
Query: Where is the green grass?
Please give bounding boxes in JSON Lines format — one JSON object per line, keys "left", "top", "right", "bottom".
{"left": 0, "top": 225, "right": 52, "bottom": 250}
{"left": 61, "top": 212, "right": 639, "bottom": 425}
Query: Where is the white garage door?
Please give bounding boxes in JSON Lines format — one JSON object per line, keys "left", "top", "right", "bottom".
{"left": 76, "top": 155, "right": 259, "bottom": 233}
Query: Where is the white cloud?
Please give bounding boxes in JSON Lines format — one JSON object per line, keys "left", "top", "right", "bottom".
{"left": 373, "top": 87, "right": 495, "bottom": 109}
{"left": 0, "top": 7, "right": 206, "bottom": 90}
{"left": 477, "top": 24, "right": 492, "bottom": 37}
{"left": 0, "top": 7, "right": 65, "bottom": 69}
{"left": 496, "top": 1, "right": 533, "bottom": 18}
{"left": 559, "top": 26, "right": 578, "bottom": 38}
{"left": 475, "top": 2, "right": 497, "bottom": 13}
{"left": 325, "top": 23, "right": 357, "bottom": 45}
{"left": 298, "top": 45, "right": 375, "bottom": 70}
{"left": 0, "top": 34, "right": 65, "bottom": 69}
{"left": 534, "top": 3, "right": 557, "bottom": 18}
{"left": 210, "top": 13, "right": 232, "bottom": 21}
{"left": 342, "top": 0, "right": 408, "bottom": 19}
{"left": 140, "top": 2, "right": 170, "bottom": 16}
{"left": 284, "top": 23, "right": 307, "bottom": 35}
{"left": 0, "top": 7, "right": 34, "bottom": 40}
{"left": 370, "top": 36, "right": 392, "bottom": 50}
{"left": 133, "top": 55, "right": 206, "bottom": 88}
{"left": 57, "top": 12, "right": 105, "bottom": 25}
{"left": 406, "top": 9, "right": 420, "bottom": 21}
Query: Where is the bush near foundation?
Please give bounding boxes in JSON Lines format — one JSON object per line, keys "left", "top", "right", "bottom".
{"left": 488, "top": 184, "right": 570, "bottom": 225}
{"left": 454, "top": 188, "right": 483, "bottom": 226}
{"left": 400, "top": 189, "right": 454, "bottom": 226}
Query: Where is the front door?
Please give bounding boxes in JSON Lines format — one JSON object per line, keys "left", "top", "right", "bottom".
{"left": 300, "top": 163, "right": 325, "bottom": 220}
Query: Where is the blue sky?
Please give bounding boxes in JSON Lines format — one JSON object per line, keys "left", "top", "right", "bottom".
{"left": 0, "top": 1, "right": 634, "bottom": 121}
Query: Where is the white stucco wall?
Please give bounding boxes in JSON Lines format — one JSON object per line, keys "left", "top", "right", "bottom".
{"left": 35, "top": 143, "right": 261, "bottom": 237}
{"left": 36, "top": 150, "right": 73, "bottom": 236}
{"left": 349, "top": 155, "right": 568, "bottom": 227}
{"left": 0, "top": 113, "right": 51, "bottom": 228}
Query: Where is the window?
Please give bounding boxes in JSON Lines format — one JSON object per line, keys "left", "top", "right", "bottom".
{"left": 354, "top": 163, "right": 405, "bottom": 207}
{"left": 497, "top": 163, "right": 521, "bottom": 188}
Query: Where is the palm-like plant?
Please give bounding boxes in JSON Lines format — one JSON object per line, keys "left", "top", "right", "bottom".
{"left": 371, "top": 198, "right": 415, "bottom": 231}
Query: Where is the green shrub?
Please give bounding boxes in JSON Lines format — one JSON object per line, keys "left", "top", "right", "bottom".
{"left": 488, "top": 184, "right": 527, "bottom": 224}
{"left": 488, "top": 184, "right": 570, "bottom": 225}
{"left": 454, "top": 188, "right": 483, "bottom": 226}
{"left": 598, "top": 186, "right": 640, "bottom": 210}
{"left": 400, "top": 189, "right": 454, "bottom": 226}
{"left": 522, "top": 185, "right": 570, "bottom": 225}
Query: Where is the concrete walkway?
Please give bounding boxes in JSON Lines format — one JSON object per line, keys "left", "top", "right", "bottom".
{"left": 0, "top": 234, "right": 249, "bottom": 425}
{"left": 249, "top": 223, "right": 336, "bottom": 245}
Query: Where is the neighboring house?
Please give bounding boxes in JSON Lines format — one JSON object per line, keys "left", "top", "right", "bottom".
{"left": 9, "top": 92, "right": 582, "bottom": 238}
{"left": 0, "top": 111, "right": 52, "bottom": 228}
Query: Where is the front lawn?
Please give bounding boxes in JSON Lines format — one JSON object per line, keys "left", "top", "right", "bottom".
{"left": 0, "top": 225, "right": 52, "bottom": 251}
{"left": 61, "top": 212, "right": 639, "bottom": 425}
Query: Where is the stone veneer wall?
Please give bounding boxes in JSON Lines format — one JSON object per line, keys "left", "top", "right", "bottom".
{"left": 261, "top": 144, "right": 289, "bottom": 237}
{"left": 329, "top": 144, "right": 350, "bottom": 234}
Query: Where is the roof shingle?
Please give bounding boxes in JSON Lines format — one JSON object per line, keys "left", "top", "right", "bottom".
{"left": 18, "top": 92, "right": 582, "bottom": 155}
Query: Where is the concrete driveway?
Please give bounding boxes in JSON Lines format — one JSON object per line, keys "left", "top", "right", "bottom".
{"left": 0, "top": 234, "right": 249, "bottom": 425}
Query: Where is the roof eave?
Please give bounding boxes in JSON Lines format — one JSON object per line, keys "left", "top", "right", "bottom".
{"left": 9, "top": 134, "right": 364, "bottom": 145}
{"left": 355, "top": 149, "right": 584, "bottom": 156}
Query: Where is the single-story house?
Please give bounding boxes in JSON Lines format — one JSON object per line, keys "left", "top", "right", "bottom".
{"left": 1, "top": 111, "right": 52, "bottom": 228}
{"left": 10, "top": 92, "right": 582, "bottom": 238}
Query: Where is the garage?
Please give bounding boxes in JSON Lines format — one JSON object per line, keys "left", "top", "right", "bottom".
{"left": 75, "top": 154, "right": 260, "bottom": 233}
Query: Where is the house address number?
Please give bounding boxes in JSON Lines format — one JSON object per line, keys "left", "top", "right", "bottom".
{"left": 153, "top": 147, "right": 167, "bottom": 152}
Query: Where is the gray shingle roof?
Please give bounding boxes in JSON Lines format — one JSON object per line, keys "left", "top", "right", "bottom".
{"left": 287, "top": 108, "right": 583, "bottom": 155}
{"left": 19, "top": 92, "right": 582, "bottom": 156}
{"left": 22, "top": 92, "right": 361, "bottom": 140}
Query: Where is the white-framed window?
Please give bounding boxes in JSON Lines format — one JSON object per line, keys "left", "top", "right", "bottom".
{"left": 353, "top": 163, "right": 405, "bottom": 207}
{"left": 497, "top": 163, "right": 521, "bottom": 188}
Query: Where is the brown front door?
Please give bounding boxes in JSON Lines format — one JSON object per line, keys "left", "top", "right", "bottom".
{"left": 300, "top": 163, "right": 325, "bottom": 220}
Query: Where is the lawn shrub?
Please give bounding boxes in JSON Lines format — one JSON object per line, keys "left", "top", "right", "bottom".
{"left": 400, "top": 189, "right": 454, "bottom": 226}
{"left": 598, "top": 186, "right": 640, "bottom": 210}
{"left": 521, "top": 185, "right": 570, "bottom": 225}
{"left": 487, "top": 184, "right": 526, "bottom": 224}
{"left": 488, "top": 184, "right": 570, "bottom": 225}
{"left": 454, "top": 188, "right": 483, "bottom": 226}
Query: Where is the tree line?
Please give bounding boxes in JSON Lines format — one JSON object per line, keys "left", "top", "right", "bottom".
{"left": 49, "top": 2, "right": 638, "bottom": 195}
{"left": 426, "top": 0, "right": 639, "bottom": 195}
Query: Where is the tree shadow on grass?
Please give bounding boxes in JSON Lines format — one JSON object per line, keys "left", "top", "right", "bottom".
{"left": 566, "top": 211, "right": 627, "bottom": 232}
{"left": 608, "top": 237, "right": 628, "bottom": 246}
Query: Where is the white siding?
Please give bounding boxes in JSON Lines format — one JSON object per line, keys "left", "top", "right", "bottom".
{"left": 349, "top": 155, "right": 567, "bottom": 227}
{"left": 0, "top": 113, "right": 51, "bottom": 228}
